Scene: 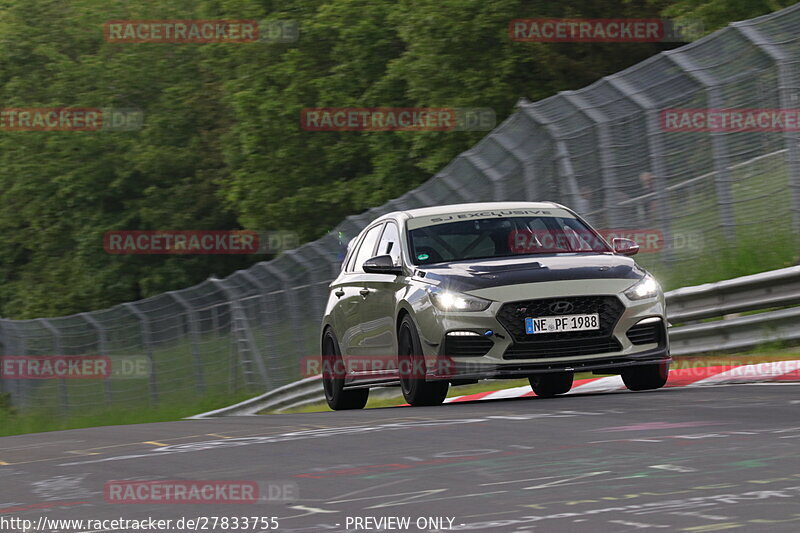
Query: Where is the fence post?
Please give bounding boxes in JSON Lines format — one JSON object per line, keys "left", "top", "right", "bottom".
{"left": 210, "top": 277, "right": 265, "bottom": 391}
{"left": 733, "top": 22, "right": 800, "bottom": 236}
{"left": 284, "top": 249, "right": 332, "bottom": 329}
{"left": 0, "top": 320, "right": 5, "bottom": 395}
{"left": 1, "top": 321, "right": 29, "bottom": 411}
{"left": 561, "top": 92, "right": 625, "bottom": 228}
{"left": 606, "top": 74, "right": 675, "bottom": 264}
{"left": 211, "top": 305, "right": 221, "bottom": 338}
{"left": 259, "top": 263, "right": 309, "bottom": 367}
{"left": 491, "top": 117, "right": 541, "bottom": 202}
{"left": 0, "top": 320, "right": 9, "bottom": 406}
{"left": 462, "top": 149, "right": 509, "bottom": 201}
{"left": 667, "top": 50, "right": 737, "bottom": 241}
{"left": 229, "top": 273, "right": 272, "bottom": 388}
{"left": 122, "top": 302, "right": 159, "bottom": 405}
{"left": 167, "top": 291, "right": 205, "bottom": 396}
{"left": 434, "top": 171, "right": 476, "bottom": 204}
{"left": 80, "top": 312, "right": 113, "bottom": 403}
{"left": 520, "top": 104, "right": 584, "bottom": 212}
{"left": 38, "top": 319, "right": 69, "bottom": 416}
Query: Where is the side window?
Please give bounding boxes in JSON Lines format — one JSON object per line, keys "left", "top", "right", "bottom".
{"left": 350, "top": 224, "right": 384, "bottom": 273}
{"left": 377, "top": 222, "right": 401, "bottom": 265}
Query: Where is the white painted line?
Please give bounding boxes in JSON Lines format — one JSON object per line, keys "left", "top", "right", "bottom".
{"left": 480, "top": 385, "right": 532, "bottom": 401}
{"left": 568, "top": 375, "right": 625, "bottom": 394}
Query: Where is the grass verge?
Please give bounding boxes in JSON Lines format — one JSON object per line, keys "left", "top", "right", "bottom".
{"left": 0, "top": 391, "right": 252, "bottom": 438}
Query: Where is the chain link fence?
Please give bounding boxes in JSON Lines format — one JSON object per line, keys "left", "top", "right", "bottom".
{"left": 2, "top": 5, "right": 800, "bottom": 415}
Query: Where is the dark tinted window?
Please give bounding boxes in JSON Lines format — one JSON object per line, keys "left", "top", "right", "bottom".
{"left": 408, "top": 216, "right": 608, "bottom": 265}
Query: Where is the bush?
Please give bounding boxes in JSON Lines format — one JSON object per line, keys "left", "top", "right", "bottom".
{"left": 0, "top": 392, "right": 17, "bottom": 416}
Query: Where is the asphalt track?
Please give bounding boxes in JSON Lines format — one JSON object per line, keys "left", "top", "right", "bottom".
{"left": 1, "top": 383, "right": 800, "bottom": 533}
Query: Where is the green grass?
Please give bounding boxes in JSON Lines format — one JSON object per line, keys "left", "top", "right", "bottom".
{"left": 647, "top": 231, "right": 797, "bottom": 291}
{"left": 0, "top": 391, "right": 253, "bottom": 437}
{"left": 635, "top": 153, "right": 799, "bottom": 290}
{"left": 0, "top": 332, "right": 279, "bottom": 437}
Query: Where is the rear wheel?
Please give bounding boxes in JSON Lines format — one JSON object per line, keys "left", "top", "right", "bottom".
{"left": 321, "top": 329, "right": 369, "bottom": 410}
{"left": 529, "top": 372, "right": 573, "bottom": 398}
{"left": 398, "top": 316, "right": 448, "bottom": 406}
{"left": 621, "top": 362, "right": 669, "bottom": 391}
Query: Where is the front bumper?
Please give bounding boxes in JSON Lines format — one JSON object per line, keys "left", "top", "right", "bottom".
{"left": 428, "top": 345, "right": 670, "bottom": 379}
{"left": 415, "top": 280, "right": 668, "bottom": 379}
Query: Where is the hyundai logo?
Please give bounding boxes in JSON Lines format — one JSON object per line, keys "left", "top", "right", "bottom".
{"left": 549, "top": 301, "right": 574, "bottom": 314}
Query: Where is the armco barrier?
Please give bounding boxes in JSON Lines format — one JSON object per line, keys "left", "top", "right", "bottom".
{"left": 665, "top": 265, "right": 800, "bottom": 322}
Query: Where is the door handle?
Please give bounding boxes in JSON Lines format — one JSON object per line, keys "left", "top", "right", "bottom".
{"left": 359, "top": 288, "right": 372, "bottom": 297}
{"left": 334, "top": 289, "right": 345, "bottom": 298}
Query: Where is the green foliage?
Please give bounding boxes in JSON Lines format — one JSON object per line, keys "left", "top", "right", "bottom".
{"left": 655, "top": 0, "right": 798, "bottom": 32}
{"left": 0, "top": 392, "right": 16, "bottom": 416}
{"left": 0, "top": 391, "right": 251, "bottom": 437}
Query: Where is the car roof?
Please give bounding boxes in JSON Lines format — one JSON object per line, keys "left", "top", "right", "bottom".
{"left": 371, "top": 201, "right": 566, "bottom": 224}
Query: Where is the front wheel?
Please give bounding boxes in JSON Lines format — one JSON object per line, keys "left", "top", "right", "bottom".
{"left": 398, "top": 316, "right": 448, "bottom": 406}
{"left": 529, "top": 372, "right": 573, "bottom": 398}
{"left": 621, "top": 362, "right": 669, "bottom": 391}
{"left": 321, "top": 329, "right": 369, "bottom": 410}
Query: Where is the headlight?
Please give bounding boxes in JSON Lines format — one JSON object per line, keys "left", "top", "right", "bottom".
{"left": 624, "top": 274, "right": 661, "bottom": 300}
{"left": 428, "top": 288, "right": 492, "bottom": 312}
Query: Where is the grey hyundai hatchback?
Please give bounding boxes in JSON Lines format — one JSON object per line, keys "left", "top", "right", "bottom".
{"left": 320, "top": 202, "right": 670, "bottom": 410}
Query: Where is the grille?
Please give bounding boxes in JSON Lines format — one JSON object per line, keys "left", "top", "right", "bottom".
{"left": 444, "top": 335, "right": 494, "bottom": 357}
{"left": 504, "top": 338, "right": 622, "bottom": 359}
{"left": 497, "top": 296, "right": 625, "bottom": 342}
{"left": 626, "top": 320, "right": 665, "bottom": 346}
{"left": 497, "top": 295, "right": 625, "bottom": 360}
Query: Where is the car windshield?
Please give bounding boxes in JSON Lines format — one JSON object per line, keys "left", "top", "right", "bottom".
{"left": 407, "top": 214, "right": 610, "bottom": 265}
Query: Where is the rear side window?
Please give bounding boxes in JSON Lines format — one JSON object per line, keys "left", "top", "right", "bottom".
{"left": 349, "top": 224, "right": 384, "bottom": 272}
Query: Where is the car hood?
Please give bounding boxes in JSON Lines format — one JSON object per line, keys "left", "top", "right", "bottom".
{"left": 415, "top": 254, "right": 644, "bottom": 292}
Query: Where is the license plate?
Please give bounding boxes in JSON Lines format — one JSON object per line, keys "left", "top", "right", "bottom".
{"left": 525, "top": 313, "right": 599, "bottom": 334}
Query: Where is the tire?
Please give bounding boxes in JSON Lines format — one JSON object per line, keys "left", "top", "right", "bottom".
{"left": 398, "top": 315, "right": 448, "bottom": 406}
{"left": 321, "top": 329, "right": 369, "bottom": 410}
{"left": 529, "top": 372, "right": 573, "bottom": 398}
{"left": 621, "top": 362, "right": 669, "bottom": 391}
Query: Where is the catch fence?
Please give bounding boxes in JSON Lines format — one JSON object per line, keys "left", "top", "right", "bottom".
{"left": 2, "top": 5, "right": 800, "bottom": 414}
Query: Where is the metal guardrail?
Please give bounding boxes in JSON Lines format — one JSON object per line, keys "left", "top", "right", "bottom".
{"left": 193, "top": 266, "right": 800, "bottom": 416}
{"left": 665, "top": 265, "right": 800, "bottom": 322}
{"left": 188, "top": 374, "right": 400, "bottom": 417}
{"left": 666, "top": 265, "right": 800, "bottom": 355}
{"left": 187, "top": 375, "right": 324, "bottom": 418}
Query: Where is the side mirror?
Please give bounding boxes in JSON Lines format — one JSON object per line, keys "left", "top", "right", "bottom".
{"left": 363, "top": 254, "right": 403, "bottom": 275}
{"left": 612, "top": 238, "right": 640, "bottom": 256}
